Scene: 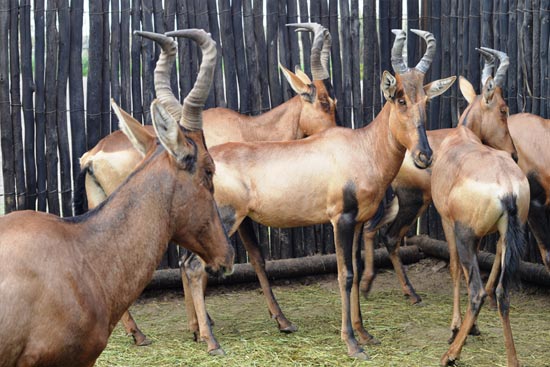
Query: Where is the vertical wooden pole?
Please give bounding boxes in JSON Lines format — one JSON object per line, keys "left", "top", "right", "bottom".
{"left": 34, "top": 0, "right": 47, "bottom": 212}
{"left": 218, "top": 0, "right": 239, "bottom": 110}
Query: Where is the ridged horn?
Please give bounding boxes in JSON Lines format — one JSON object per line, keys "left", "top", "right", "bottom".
{"left": 391, "top": 29, "right": 408, "bottom": 74}
{"left": 478, "top": 47, "right": 509, "bottom": 87}
{"left": 134, "top": 31, "right": 181, "bottom": 120}
{"left": 411, "top": 29, "right": 436, "bottom": 74}
{"left": 165, "top": 29, "right": 217, "bottom": 131}
{"left": 477, "top": 47, "right": 496, "bottom": 87}
{"left": 287, "top": 22, "right": 331, "bottom": 80}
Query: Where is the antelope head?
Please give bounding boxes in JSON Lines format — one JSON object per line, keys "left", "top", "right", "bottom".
{"left": 458, "top": 47, "right": 517, "bottom": 161}
{"left": 283, "top": 22, "right": 338, "bottom": 134}
{"left": 132, "top": 29, "right": 234, "bottom": 274}
{"left": 382, "top": 29, "right": 456, "bottom": 169}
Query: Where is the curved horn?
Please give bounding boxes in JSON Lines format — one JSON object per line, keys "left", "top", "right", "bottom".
{"left": 410, "top": 29, "right": 436, "bottom": 74}
{"left": 135, "top": 31, "right": 182, "bottom": 120}
{"left": 391, "top": 29, "right": 408, "bottom": 74}
{"left": 476, "top": 47, "right": 496, "bottom": 87}
{"left": 479, "top": 47, "right": 509, "bottom": 87}
{"left": 165, "top": 29, "right": 217, "bottom": 131}
{"left": 287, "top": 22, "right": 330, "bottom": 80}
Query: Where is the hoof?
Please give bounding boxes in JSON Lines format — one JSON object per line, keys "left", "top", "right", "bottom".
{"left": 412, "top": 300, "right": 425, "bottom": 307}
{"left": 279, "top": 324, "right": 298, "bottom": 333}
{"left": 349, "top": 350, "right": 370, "bottom": 360}
{"left": 359, "top": 335, "right": 381, "bottom": 345}
{"left": 469, "top": 324, "right": 481, "bottom": 336}
{"left": 440, "top": 353, "right": 457, "bottom": 366}
{"left": 134, "top": 336, "right": 152, "bottom": 346}
{"left": 208, "top": 347, "right": 226, "bottom": 356}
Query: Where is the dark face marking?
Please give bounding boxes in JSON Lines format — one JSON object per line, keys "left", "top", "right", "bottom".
{"left": 322, "top": 78, "right": 342, "bottom": 126}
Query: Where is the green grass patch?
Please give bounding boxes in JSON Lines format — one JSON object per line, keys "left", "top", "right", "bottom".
{"left": 96, "top": 260, "right": 550, "bottom": 367}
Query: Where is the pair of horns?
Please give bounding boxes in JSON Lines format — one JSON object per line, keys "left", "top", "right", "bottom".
{"left": 477, "top": 47, "right": 509, "bottom": 87}
{"left": 135, "top": 29, "right": 216, "bottom": 131}
{"left": 287, "top": 22, "right": 331, "bottom": 80}
{"left": 391, "top": 29, "right": 436, "bottom": 74}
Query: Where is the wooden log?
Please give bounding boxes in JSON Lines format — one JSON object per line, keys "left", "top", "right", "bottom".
{"left": 532, "top": 0, "right": 541, "bottom": 115}
{"left": 287, "top": 0, "right": 300, "bottom": 73}
{"left": 339, "top": 0, "right": 353, "bottom": 127}
{"left": 328, "top": 0, "right": 342, "bottom": 122}
{"left": 69, "top": 0, "right": 86, "bottom": 198}
{"left": 233, "top": 0, "right": 251, "bottom": 113}
{"left": 0, "top": 0, "right": 14, "bottom": 213}
{"left": 481, "top": 0, "right": 493, "bottom": 50}
{"left": 146, "top": 246, "right": 424, "bottom": 290}
{"left": 219, "top": 0, "right": 239, "bottom": 110}
{"left": 521, "top": 0, "right": 533, "bottom": 112}
{"left": 253, "top": 0, "right": 269, "bottom": 112}
{"left": 207, "top": 0, "right": 226, "bottom": 108}
{"left": 141, "top": 0, "right": 154, "bottom": 125}
{"left": 361, "top": 0, "right": 375, "bottom": 125}
{"left": 541, "top": 0, "right": 550, "bottom": 118}
{"left": 56, "top": 0, "right": 73, "bottom": 217}
{"left": 45, "top": 0, "right": 60, "bottom": 216}
{"left": 428, "top": 1, "right": 442, "bottom": 129}
{"left": 20, "top": 0, "right": 36, "bottom": 210}
{"left": 119, "top": 0, "right": 131, "bottom": 112}
{"left": 9, "top": 0, "right": 25, "bottom": 210}
{"left": 87, "top": 0, "right": 103, "bottom": 149}
{"left": 163, "top": 0, "right": 178, "bottom": 96}
{"left": 278, "top": 0, "right": 291, "bottom": 102}
{"left": 350, "top": 0, "right": 362, "bottom": 128}
{"left": 439, "top": 0, "right": 452, "bottom": 129}
{"left": 195, "top": 0, "right": 215, "bottom": 109}
{"left": 242, "top": 0, "right": 261, "bottom": 115}
{"left": 298, "top": 0, "right": 311, "bottom": 77}
{"left": 449, "top": 0, "right": 459, "bottom": 126}
{"left": 111, "top": 0, "right": 121, "bottom": 126}
{"left": 34, "top": 0, "right": 47, "bottom": 212}
{"left": 507, "top": 0, "right": 518, "bottom": 114}
{"left": 100, "top": 0, "right": 110, "bottom": 136}
{"left": 131, "top": 0, "right": 143, "bottom": 121}
{"left": 265, "top": 0, "right": 282, "bottom": 108}
{"left": 407, "top": 0, "right": 419, "bottom": 67}
{"left": 176, "top": 0, "right": 196, "bottom": 101}
{"left": 407, "top": 235, "right": 550, "bottom": 287}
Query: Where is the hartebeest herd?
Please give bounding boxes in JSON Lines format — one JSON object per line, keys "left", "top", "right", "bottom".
{"left": 0, "top": 20, "right": 548, "bottom": 367}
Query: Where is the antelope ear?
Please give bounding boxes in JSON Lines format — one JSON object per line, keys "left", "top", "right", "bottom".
{"left": 280, "top": 63, "right": 314, "bottom": 102}
{"left": 112, "top": 99, "right": 155, "bottom": 156}
{"left": 425, "top": 76, "right": 456, "bottom": 99}
{"left": 482, "top": 76, "right": 496, "bottom": 104}
{"left": 458, "top": 76, "right": 476, "bottom": 104}
{"left": 381, "top": 70, "right": 397, "bottom": 101}
{"left": 294, "top": 66, "right": 312, "bottom": 85}
{"left": 151, "top": 100, "right": 197, "bottom": 171}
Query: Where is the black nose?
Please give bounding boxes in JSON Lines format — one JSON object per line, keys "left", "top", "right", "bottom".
{"left": 417, "top": 151, "right": 433, "bottom": 168}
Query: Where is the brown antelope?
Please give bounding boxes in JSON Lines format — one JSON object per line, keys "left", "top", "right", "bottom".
{"left": 508, "top": 112, "right": 550, "bottom": 270}
{"left": 185, "top": 29, "right": 454, "bottom": 359}
{"left": 429, "top": 52, "right": 528, "bottom": 366}
{"left": 77, "top": 24, "right": 337, "bottom": 353}
{"left": 79, "top": 28, "right": 456, "bottom": 359}
{"left": 0, "top": 82, "right": 235, "bottom": 367}
{"left": 360, "top": 48, "right": 517, "bottom": 306}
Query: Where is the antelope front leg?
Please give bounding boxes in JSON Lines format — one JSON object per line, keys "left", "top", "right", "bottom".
{"left": 120, "top": 310, "right": 151, "bottom": 346}
{"left": 334, "top": 215, "right": 368, "bottom": 360}
{"left": 181, "top": 252, "right": 223, "bottom": 355}
{"left": 442, "top": 219, "right": 463, "bottom": 343}
{"left": 352, "top": 225, "right": 379, "bottom": 345}
{"left": 238, "top": 217, "right": 297, "bottom": 332}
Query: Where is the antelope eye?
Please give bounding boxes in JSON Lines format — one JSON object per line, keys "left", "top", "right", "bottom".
{"left": 500, "top": 108, "right": 507, "bottom": 115}
{"left": 398, "top": 98, "right": 406, "bottom": 106}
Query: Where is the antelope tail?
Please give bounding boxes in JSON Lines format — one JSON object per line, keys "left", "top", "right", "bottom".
{"left": 500, "top": 194, "right": 525, "bottom": 289}
{"left": 73, "top": 166, "right": 90, "bottom": 215}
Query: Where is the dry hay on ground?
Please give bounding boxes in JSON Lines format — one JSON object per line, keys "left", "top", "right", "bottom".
{"left": 96, "top": 258, "right": 550, "bottom": 367}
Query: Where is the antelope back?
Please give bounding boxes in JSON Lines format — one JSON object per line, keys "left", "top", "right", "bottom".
{"left": 381, "top": 29, "right": 456, "bottom": 169}
{"left": 459, "top": 76, "right": 517, "bottom": 160}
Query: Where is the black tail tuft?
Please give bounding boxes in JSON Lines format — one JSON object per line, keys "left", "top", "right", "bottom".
{"left": 501, "top": 194, "right": 525, "bottom": 289}
{"left": 73, "top": 166, "right": 89, "bottom": 215}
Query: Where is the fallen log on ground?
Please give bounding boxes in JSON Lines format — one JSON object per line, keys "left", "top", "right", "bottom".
{"left": 407, "top": 235, "right": 550, "bottom": 287}
{"left": 146, "top": 245, "right": 424, "bottom": 291}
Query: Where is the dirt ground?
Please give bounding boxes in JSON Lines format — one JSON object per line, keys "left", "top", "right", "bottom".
{"left": 96, "top": 258, "right": 550, "bottom": 367}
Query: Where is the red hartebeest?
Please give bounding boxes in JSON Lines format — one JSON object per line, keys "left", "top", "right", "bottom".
{"left": 432, "top": 121, "right": 528, "bottom": 367}
{"left": 186, "top": 29, "right": 454, "bottom": 359}
{"left": 0, "top": 45, "right": 235, "bottom": 366}
{"left": 360, "top": 48, "right": 518, "bottom": 307}
{"left": 77, "top": 24, "right": 337, "bottom": 353}
{"left": 79, "top": 29, "right": 456, "bottom": 359}
{"left": 508, "top": 113, "right": 550, "bottom": 270}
